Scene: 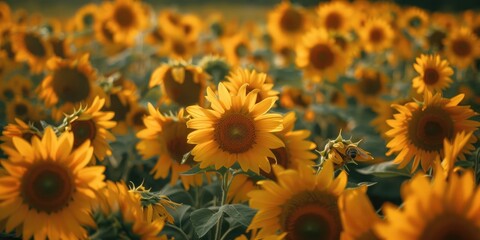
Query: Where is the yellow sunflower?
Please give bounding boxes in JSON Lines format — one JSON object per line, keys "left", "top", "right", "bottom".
{"left": 163, "top": 36, "right": 197, "bottom": 60}
{"left": 101, "top": 79, "right": 137, "bottom": 135}
{"left": 359, "top": 18, "right": 395, "bottom": 53}
{"left": 126, "top": 104, "right": 148, "bottom": 132}
{"left": 296, "top": 28, "right": 348, "bottom": 82}
{"left": 186, "top": 82, "right": 284, "bottom": 174}
{"left": 224, "top": 68, "right": 279, "bottom": 104}
{"left": 386, "top": 91, "right": 480, "bottom": 172}
{"left": 279, "top": 86, "right": 312, "bottom": 110}
{"left": 412, "top": 54, "right": 454, "bottom": 94}
{"left": 48, "top": 36, "right": 71, "bottom": 59}
{"left": 104, "top": 0, "right": 148, "bottom": 46}
{"left": 248, "top": 161, "right": 347, "bottom": 239}
{"left": 316, "top": 1, "right": 354, "bottom": 33}
{"left": 339, "top": 186, "right": 382, "bottom": 240}
{"left": 0, "top": 118, "right": 40, "bottom": 149}
{"left": 149, "top": 60, "right": 208, "bottom": 107}
{"left": 267, "top": 1, "right": 310, "bottom": 48}
{"left": 93, "top": 17, "right": 127, "bottom": 55}
{"left": 222, "top": 32, "right": 251, "bottom": 66}
{"left": 375, "top": 162, "right": 480, "bottom": 240}
{"left": 74, "top": 3, "right": 98, "bottom": 31}
{"left": 441, "top": 131, "right": 473, "bottom": 177}
{"left": 444, "top": 27, "right": 479, "bottom": 69}
{"left": 66, "top": 96, "right": 116, "bottom": 162}
{"left": 136, "top": 104, "right": 205, "bottom": 190}
{"left": 399, "top": 7, "right": 430, "bottom": 38}
{"left": 344, "top": 67, "right": 388, "bottom": 106}
{"left": 0, "top": 127, "right": 105, "bottom": 239}
{"left": 5, "top": 97, "right": 43, "bottom": 123}
{"left": 94, "top": 181, "right": 165, "bottom": 239}
{"left": 11, "top": 29, "right": 53, "bottom": 73}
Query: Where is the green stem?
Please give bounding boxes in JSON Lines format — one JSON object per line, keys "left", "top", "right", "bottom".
{"left": 214, "top": 171, "right": 230, "bottom": 240}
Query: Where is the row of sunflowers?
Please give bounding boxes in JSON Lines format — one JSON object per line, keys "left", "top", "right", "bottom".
{"left": 0, "top": 0, "right": 480, "bottom": 239}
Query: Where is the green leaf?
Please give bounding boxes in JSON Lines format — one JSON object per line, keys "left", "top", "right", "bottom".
{"left": 357, "top": 161, "right": 412, "bottom": 178}
{"left": 223, "top": 204, "right": 257, "bottom": 227}
{"left": 181, "top": 164, "right": 215, "bottom": 176}
{"left": 190, "top": 207, "right": 223, "bottom": 238}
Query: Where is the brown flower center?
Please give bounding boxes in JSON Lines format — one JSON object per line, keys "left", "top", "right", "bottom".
{"left": 369, "top": 27, "right": 385, "bottom": 44}
{"left": 359, "top": 71, "right": 383, "bottom": 96}
{"left": 235, "top": 43, "right": 248, "bottom": 58}
{"left": 101, "top": 21, "right": 115, "bottom": 42}
{"left": 50, "top": 38, "right": 67, "bottom": 58}
{"left": 163, "top": 68, "right": 203, "bottom": 107}
{"left": 132, "top": 109, "right": 147, "bottom": 127}
{"left": 325, "top": 12, "right": 342, "bottom": 30}
{"left": 114, "top": 5, "right": 135, "bottom": 28}
{"left": 70, "top": 119, "right": 97, "bottom": 149}
{"left": 214, "top": 113, "right": 256, "bottom": 154}
{"left": 24, "top": 33, "right": 46, "bottom": 58}
{"left": 280, "top": 8, "right": 304, "bottom": 33}
{"left": 451, "top": 39, "right": 472, "bottom": 57}
{"left": 427, "top": 30, "right": 446, "bottom": 51}
{"left": 152, "top": 28, "right": 165, "bottom": 42}
{"left": 52, "top": 67, "right": 91, "bottom": 103}
{"left": 2, "top": 88, "right": 14, "bottom": 100}
{"left": 172, "top": 41, "right": 187, "bottom": 56}
{"left": 105, "top": 94, "right": 130, "bottom": 122}
{"left": 408, "top": 106, "right": 454, "bottom": 151}
{"left": 309, "top": 44, "right": 335, "bottom": 70}
{"left": 21, "top": 162, "right": 75, "bottom": 213}
{"left": 423, "top": 68, "right": 440, "bottom": 85}
{"left": 420, "top": 214, "right": 480, "bottom": 240}
{"left": 14, "top": 103, "right": 28, "bottom": 116}
{"left": 281, "top": 191, "right": 341, "bottom": 240}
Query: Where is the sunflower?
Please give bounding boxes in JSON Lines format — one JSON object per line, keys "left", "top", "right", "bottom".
{"left": 73, "top": 3, "right": 98, "bottom": 31}
{"left": 93, "top": 16, "right": 127, "bottom": 55}
{"left": 386, "top": 91, "right": 479, "bottom": 172}
{"left": 5, "top": 97, "right": 43, "bottom": 123}
{"left": 11, "top": 29, "right": 53, "bottom": 73}
{"left": 412, "top": 54, "right": 454, "bottom": 94}
{"left": 248, "top": 161, "right": 347, "bottom": 239}
{"left": 48, "top": 36, "right": 71, "bottom": 59}
{"left": 102, "top": 89, "right": 136, "bottom": 135}
{"left": 0, "top": 127, "right": 105, "bottom": 239}
{"left": 224, "top": 68, "right": 278, "bottom": 104}
{"left": 66, "top": 96, "right": 116, "bottom": 162}
{"left": 399, "top": 7, "right": 429, "bottom": 38}
{"left": 0, "top": 75, "right": 32, "bottom": 100}
{"left": 339, "top": 186, "right": 382, "bottom": 240}
{"left": 93, "top": 181, "right": 165, "bottom": 239}
{"left": 199, "top": 55, "right": 231, "bottom": 84}
{"left": 163, "top": 36, "right": 197, "bottom": 60}
{"left": 136, "top": 104, "right": 205, "bottom": 190}
{"left": 267, "top": 1, "right": 310, "bottom": 48}
{"left": 180, "top": 14, "right": 203, "bottom": 43}
{"left": 186, "top": 82, "right": 284, "bottom": 174}
{"left": 0, "top": 118, "right": 40, "bottom": 150}
{"left": 222, "top": 32, "right": 251, "bottom": 66}
{"left": 359, "top": 18, "right": 395, "bottom": 53}
{"left": 444, "top": 27, "right": 479, "bottom": 69}
{"left": 227, "top": 174, "right": 256, "bottom": 204}
{"left": 375, "top": 162, "right": 480, "bottom": 240}
{"left": 344, "top": 67, "right": 388, "bottom": 106}
{"left": 149, "top": 60, "right": 208, "bottom": 107}
{"left": 279, "top": 86, "right": 312, "bottom": 110}
{"left": 441, "top": 131, "right": 473, "bottom": 177}
{"left": 126, "top": 104, "right": 148, "bottom": 131}
{"left": 129, "top": 182, "right": 178, "bottom": 224}
{"left": 0, "top": 1, "right": 11, "bottom": 24}
{"left": 316, "top": 1, "right": 353, "bottom": 33}
{"left": 296, "top": 28, "right": 348, "bottom": 82}
{"left": 104, "top": 0, "right": 148, "bottom": 46}
{"left": 370, "top": 99, "right": 409, "bottom": 140}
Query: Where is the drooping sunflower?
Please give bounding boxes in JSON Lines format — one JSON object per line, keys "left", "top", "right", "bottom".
{"left": 344, "top": 67, "right": 388, "bottom": 106}
{"left": 186, "top": 82, "right": 284, "bottom": 174}
{"left": 11, "top": 28, "right": 53, "bottom": 73}
{"left": 149, "top": 60, "right": 208, "bottom": 107}
{"left": 267, "top": 1, "right": 310, "bottom": 47}
{"left": 399, "top": 7, "right": 430, "bottom": 38}
{"left": 104, "top": 0, "right": 148, "bottom": 46}
{"left": 296, "top": 28, "right": 348, "bottom": 82}
{"left": 93, "top": 181, "right": 165, "bottom": 239}
{"left": 224, "top": 68, "right": 278, "bottom": 104}
{"left": 316, "top": 1, "right": 354, "bottom": 33}
{"left": 375, "top": 162, "right": 480, "bottom": 240}
{"left": 129, "top": 182, "right": 178, "bottom": 224}
{"left": 136, "top": 104, "right": 205, "bottom": 190}
{"left": 386, "top": 91, "right": 479, "bottom": 172}
{"left": 66, "top": 96, "right": 116, "bottom": 162}
{"left": 0, "top": 127, "right": 106, "bottom": 239}
{"left": 444, "top": 27, "right": 479, "bottom": 69}
{"left": 248, "top": 161, "right": 347, "bottom": 239}
{"left": 339, "top": 186, "right": 382, "bottom": 240}
{"left": 412, "top": 54, "right": 454, "bottom": 94}
{"left": 359, "top": 18, "right": 395, "bottom": 53}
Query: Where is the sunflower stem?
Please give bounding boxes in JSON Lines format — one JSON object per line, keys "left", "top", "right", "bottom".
{"left": 214, "top": 171, "right": 230, "bottom": 240}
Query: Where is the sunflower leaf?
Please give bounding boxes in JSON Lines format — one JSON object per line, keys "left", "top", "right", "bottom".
{"left": 357, "top": 161, "right": 412, "bottom": 178}
{"left": 181, "top": 164, "right": 216, "bottom": 175}
{"left": 223, "top": 204, "right": 257, "bottom": 227}
{"left": 190, "top": 207, "right": 224, "bottom": 238}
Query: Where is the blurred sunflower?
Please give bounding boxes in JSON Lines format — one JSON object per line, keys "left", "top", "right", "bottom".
{"left": 359, "top": 18, "right": 395, "bottom": 53}
{"left": 376, "top": 162, "right": 480, "bottom": 240}
{"left": 248, "top": 161, "right": 347, "bottom": 239}
{"left": 0, "top": 2, "right": 11, "bottom": 24}
{"left": 444, "top": 27, "right": 479, "bottom": 69}
{"left": 399, "top": 7, "right": 430, "bottom": 38}
{"left": 129, "top": 183, "right": 178, "bottom": 224}
{"left": 104, "top": 0, "right": 148, "bottom": 46}
{"left": 186, "top": 82, "right": 284, "bottom": 174}
{"left": 316, "top": 1, "right": 353, "bottom": 33}
{"left": 126, "top": 104, "right": 148, "bottom": 132}
{"left": 73, "top": 3, "right": 98, "bottom": 31}
{"left": 371, "top": 99, "right": 409, "bottom": 140}
{"left": 93, "top": 17, "right": 127, "bottom": 55}
{"left": 0, "top": 127, "right": 105, "bottom": 239}
{"left": 386, "top": 91, "right": 479, "bottom": 172}
{"left": 332, "top": 32, "right": 360, "bottom": 59}
{"left": 426, "top": 28, "right": 447, "bottom": 51}
{"left": 344, "top": 67, "right": 388, "bottom": 106}
{"left": 0, "top": 118, "right": 40, "bottom": 149}
{"left": 441, "top": 131, "right": 473, "bottom": 177}
{"left": 180, "top": 14, "right": 203, "bottom": 43}
{"left": 163, "top": 36, "right": 197, "bottom": 60}
{"left": 224, "top": 68, "right": 278, "bottom": 103}
{"left": 137, "top": 104, "right": 205, "bottom": 190}
{"left": 5, "top": 97, "right": 43, "bottom": 123}
{"left": 48, "top": 36, "right": 71, "bottom": 59}
{"left": 11, "top": 29, "right": 53, "bottom": 73}
{"left": 296, "top": 28, "right": 348, "bottom": 82}
{"left": 102, "top": 83, "right": 137, "bottom": 135}
{"left": 339, "top": 186, "right": 382, "bottom": 240}
{"left": 267, "top": 1, "right": 310, "bottom": 47}
{"left": 279, "top": 86, "right": 312, "bottom": 110}
{"left": 222, "top": 32, "right": 251, "bottom": 66}
{"left": 412, "top": 54, "right": 453, "bottom": 94}
{"left": 149, "top": 60, "right": 208, "bottom": 107}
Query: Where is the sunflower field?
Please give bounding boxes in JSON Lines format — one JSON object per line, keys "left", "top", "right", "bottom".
{"left": 1, "top": 0, "right": 480, "bottom": 239}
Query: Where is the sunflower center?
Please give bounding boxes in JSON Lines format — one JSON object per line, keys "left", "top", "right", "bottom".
{"left": 184, "top": 24, "right": 192, "bottom": 35}
{"left": 70, "top": 119, "right": 97, "bottom": 149}
{"left": 427, "top": 30, "right": 446, "bottom": 51}
{"left": 420, "top": 214, "right": 480, "bottom": 240}
{"left": 132, "top": 110, "right": 146, "bottom": 127}
{"left": 172, "top": 41, "right": 186, "bottom": 56}
{"left": 164, "top": 68, "right": 202, "bottom": 107}
{"left": 14, "top": 103, "right": 28, "bottom": 116}
{"left": 369, "top": 27, "right": 384, "bottom": 43}
{"left": 235, "top": 43, "right": 248, "bottom": 58}
{"left": 309, "top": 44, "right": 335, "bottom": 70}
{"left": 2, "top": 88, "right": 14, "bottom": 100}
{"left": 423, "top": 68, "right": 440, "bottom": 85}
{"left": 114, "top": 5, "right": 135, "bottom": 28}
{"left": 52, "top": 67, "right": 91, "bottom": 103}
{"left": 214, "top": 113, "right": 256, "bottom": 154}
{"left": 451, "top": 39, "right": 472, "bottom": 57}
{"left": 263, "top": 147, "right": 289, "bottom": 179}
{"left": 50, "top": 38, "right": 66, "bottom": 58}
{"left": 359, "top": 72, "right": 382, "bottom": 96}
{"left": 167, "top": 136, "right": 194, "bottom": 164}
{"left": 24, "top": 33, "right": 47, "bottom": 58}
{"left": 408, "top": 16, "right": 422, "bottom": 28}
{"left": 281, "top": 191, "right": 341, "bottom": 240}
{"left": 105, "top": 94, "right": 130, "bottom": 121}
{"left": 101, "top": 21, "right": 115, "bottom": 42}
{"left": 408, "top": 106, "right": 454, "bottom": 151}
{"left": 21, "top": 162, "right": 75, "bottom": 213}
{"left": 280, "top": 8, "right": 303, "bottom": 33}
{"left": 325, "top": 12, "right": 342, "bottom": 30}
